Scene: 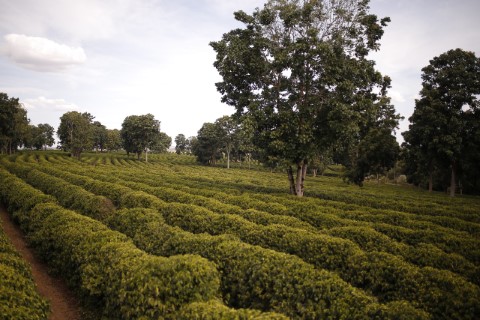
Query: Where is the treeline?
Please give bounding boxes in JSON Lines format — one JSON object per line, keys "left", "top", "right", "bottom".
{"left": 0, "top": 93, "right": 172, "bottom": 159}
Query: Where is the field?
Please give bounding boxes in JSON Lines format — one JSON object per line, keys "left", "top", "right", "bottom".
{"left": 1, "top": 151, "right": 479, "bottom": 319}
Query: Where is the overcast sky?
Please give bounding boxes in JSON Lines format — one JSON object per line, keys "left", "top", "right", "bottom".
{"left": 1, "top": 0, "right": 479, "bottom": 144}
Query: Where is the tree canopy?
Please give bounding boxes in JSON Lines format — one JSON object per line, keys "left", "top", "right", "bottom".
{"left": 0, "top": 93, "right": 30, "bottom": 154}
{"left": 120, "top": 114, "right": 162, "bottom": 160}
{"left": 57, "top": 111, "right": 94, "bottom": 158}
{"left": 211, "top": 0, "right": 395, "bottom": 196}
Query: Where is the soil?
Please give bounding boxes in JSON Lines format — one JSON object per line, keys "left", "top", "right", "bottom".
{"left": 0, "top": 205, "right": 82, "bottom": 320}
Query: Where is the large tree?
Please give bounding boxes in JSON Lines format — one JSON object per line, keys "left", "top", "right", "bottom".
{"left": 57, "top": 111, "right": 94, "bottom": 158}
{"left": 211, "top": 0, "right": 392, "bottom": 196}
{"left": 403, "top": 49, "right": 480, "bottom": 196}
{"left": 120, "top": 114, "right": 161, "bottom": 161}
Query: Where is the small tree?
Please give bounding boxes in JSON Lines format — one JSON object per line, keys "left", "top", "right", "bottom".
{"left": 192, "top": 122, "right": 223, "bottom": 165}
{"left": 105, "top": 129, "right": 122, "bottom": 152}
{"left": 151, "top": 132, "right": 172, "bottom": 153}
{"left": 215, "top": 115, "right": 239, "bottom": 169}
{"left": 120, "top": 114, "right": 161, "bottom": 161}
{"left": 175, "top": 134, "right": 188, "bottom": 154}
{"left": 57, "top": 111, "right": 94, "bottom": 158}
{"left": 92, "top": 121, "right": 108, "bottom": 152}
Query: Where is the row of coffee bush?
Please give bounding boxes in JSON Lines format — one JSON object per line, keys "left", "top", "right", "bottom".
{"left": 0, "top": 208, "right": 49, "bottom": 319}
{"left": 0, "top": 161, "right": 427, "bottom": 319}
{"left": 108, "top": 207, "right": 429, "bottom": 319}
{"left": 0, "top": 167, "right": 268, "bottom": 319}
{"left": 24, "top": 157, "right": 480, "bottom": 285}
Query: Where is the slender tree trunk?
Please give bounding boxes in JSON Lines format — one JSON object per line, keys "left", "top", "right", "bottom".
{"left": 428, "top": 171, "right": 433, "bottom": 192}
{"left": 295, "top": 161, "right": 306, "bottom": 197}
{"left": 145, "top": 148, "right": 148, "bottom": 163}
{"left": 450, "top": 161, "right": 456, "bottom": 197}
{"left": 287, "top": 166, "right": 296, "bottom": 195}
{"left": 313, "top": 169, "right": 317, "bottom": 177}
{"left": 227, "top": 150, "right": 230, "bottom": 169}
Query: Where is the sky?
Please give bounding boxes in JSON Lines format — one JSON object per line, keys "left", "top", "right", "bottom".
{"left": 0, "top": 0, "right": 479, "bottom": 145}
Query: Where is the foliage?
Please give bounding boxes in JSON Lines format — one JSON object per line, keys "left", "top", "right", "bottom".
{"left": 33, "top": 123, "right": 55, "bottom": 150}
{"left": 105, "top": 129, "right": 122, "bottom": 152}
{"left": 0, "top": 93, "right": 30, "bottom": 154}
{"left": 150, "top": 131, "right": 172, "bottom": 153}
{"left": 1, "top": 152, "right": 480, "bottom": 319}
{"left": 120, "top": 114, "right": 161, "bottom": 160}
{"left": 192, "top": 122, "right": 224, "bottom": 165}
{"left": 0, "top": 208, "right": 50, "bottom": 319}
{"left": 403, "top": 49, "right": 480, "bottom": 196}
{"left": 0, "top": 168, "right": 222, "bottom": 319}
{"left": 210, "top": 0, "right": 396, "bottom": 196}
{"left": 174, "top": 134, "right": 188, "bottom": 154}
{"left": 92, "top": 121, "right": 108, "bottom": 152}
{"left": 347, "top": 127, "right": 400, "bottom": 186}
{"left": 57, "top": 111, "right": 94, "bottom": 158}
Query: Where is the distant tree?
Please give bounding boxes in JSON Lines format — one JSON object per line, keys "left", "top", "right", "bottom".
{"left": 26, "top": 123, "right": 55, "bottom": 150}
{"left": 92, "top": 121, "right": 108, "bottom": 152}
{"left": 403, "top": 49, "right": 480, "bottom": 196}
{"left": 0, "top": 93, "right": 30, "bottom": 154}
{"left": 57, "top": 111, "right": 94, "bottom": 158}
{"left": 186, "top": 136, "right": 196, "bottom": 154}
{"left": 215, "top": 115, "right": 239, "bottom": 169}
{"left": 105, "top": 129, "right": 122, "bottom": 152}
{"left": 38, "top": 123, "right": 55, "bottom": 150}
{"left": 346, "top": 128, "right": 400, "bottom": 186}
{"left": 151, "top": 132, "right": 172, "bottom": 153}
{"left": 345, "top": 76, "right": 402, "bottom": 185}
{"left": 211, "top": 0, "right": 392, "bottom": 196}
{"left": 192, "top": 122, "right": 223, "bottom": 165}
{"left": 310, "top": 152, "right": 333, "bottom": 177}
{"left": 175, "top": 134, "right": 188, "bottom": 154}
{"left": 120, "top": 114, "right": 160, "bottom": 161}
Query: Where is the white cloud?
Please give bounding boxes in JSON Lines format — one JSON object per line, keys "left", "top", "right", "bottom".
{"left": 389, "top": 90, "right": 406, "bottom": 103}
{"left": 22, "top": 96, "right": 80, "bottom": 112}
{"left": 3, "top": 34, "right": 86, "bottom": 72}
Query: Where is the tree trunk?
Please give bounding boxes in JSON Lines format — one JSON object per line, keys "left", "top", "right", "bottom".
{"left": 145, "top": 149, "right": 148, "bottom": 163}
{"left": 428, "top": 171, "right": 433, "bottom": 192}
{"left": 312, "top": 169, "right": 317, "bottom": 177}
{"left": 287, "top": 166, "right": 296, "bottom": 195}
{"left": 450, "top": 161, "right": 456, "bottom": 197}
{"left": 295, "top": 161, "right": 306, "bottom": 197}
{"left": 227, "top": 150, "right": 230, "bottom": 169}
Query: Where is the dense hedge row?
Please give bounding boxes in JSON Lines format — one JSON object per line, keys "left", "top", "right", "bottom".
{"left": 21, "top": 156, "right": 480, "bottom": 288}
{"left": 0, "top": 160, "right": 409, "bottom": 319}
{"left": 108, "top": 208, "right": 429, "bottom": 319}
{"left": 1, "top": 161, "right": 115, "bottom": 221}
{"left": 6, "top": 153, "right": 480, "bottom": 319}
{"left": 157, "top": 202, "right": 480, "bottom": 319}
{"left": 0, "top": 205, "right": 50, "bottom": 319}
{"left": 0, "top": 168, "right": 229, "bottom": 319}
